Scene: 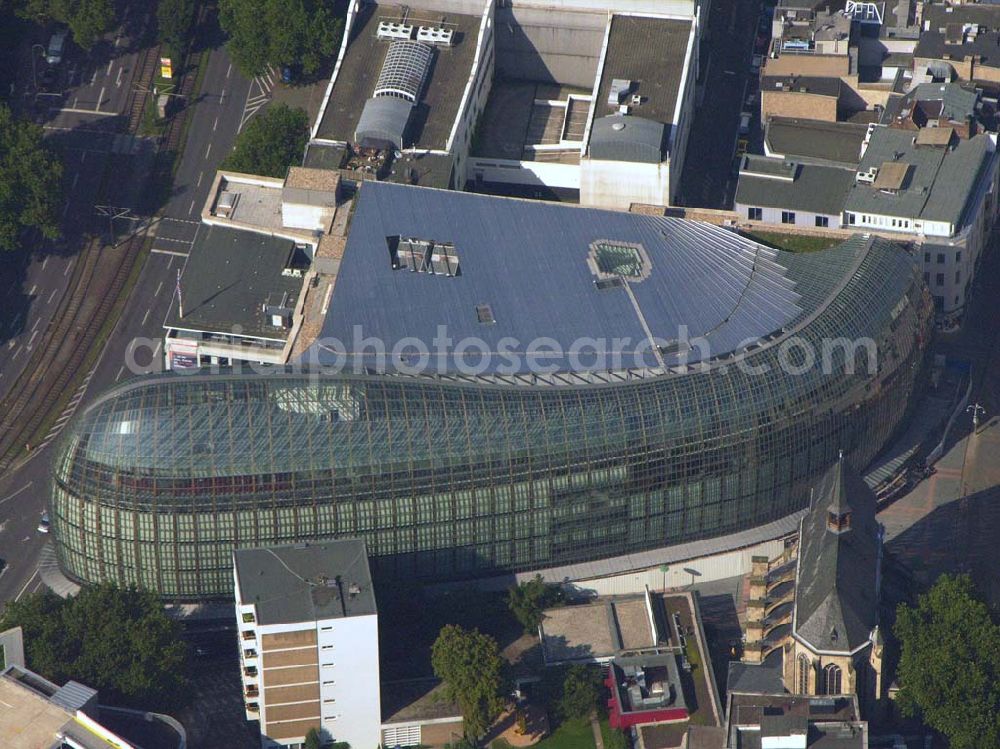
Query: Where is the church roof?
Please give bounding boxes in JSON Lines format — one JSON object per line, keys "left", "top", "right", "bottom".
{"left": 793, "top": 457, "right": 882, "bottom": 654}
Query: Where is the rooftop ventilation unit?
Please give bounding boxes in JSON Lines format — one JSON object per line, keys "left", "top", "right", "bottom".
{"left": 377, "top": 21, "right": 414, "bottom": 40}
{"left": 856, "top": 166, "right": 878, "bottom": 183}
{"left": 608, "top": 79, "right": 632, "bottom": 107}
{"left": 416, "top": 26, "right": 454, "bottom": 45}
{"left": 216, "top": 190, "right": 237, "bottom": 218}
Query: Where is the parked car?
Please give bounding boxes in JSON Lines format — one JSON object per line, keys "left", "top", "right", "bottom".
{"left": 37, "top": 511, "right": 50, "bottom": 533}
{"left": 46, "top": 28, "right": 69, "bottom": 65}
{"left": 751, "top": 53, "right": 764, "bottom": 71}
{"left": 736, "top": 137, "right": 749, "bottom": 157}
{"left": 738, "top": 112, "right": 752, "bottom": 135}
{"left": 38, "top": 66, "right": 58, "bottom": 92}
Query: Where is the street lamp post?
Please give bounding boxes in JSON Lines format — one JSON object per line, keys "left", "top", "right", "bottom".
{"left": 967, "top": 402, "right": 986, "bottom": 433}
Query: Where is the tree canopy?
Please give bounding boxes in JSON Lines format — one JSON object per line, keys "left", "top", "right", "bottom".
{"left": 894, "top": 574, "right": 1000, "bottom": 749}
{"left": 559, "top": 664, "right": 602, "bottom": 720}
{"left": 0, "top": 105, "right": 62, "bottom": 251}
{"left": 303, "top": 727, "right": 322, "bottom": 749}
{"left": 431, "top": 624, "right": 507, "bottom": 739}
{"left": 18, "top": 0, "right": 115, "bottom": 50}
{"left": 156, "top": 0, "right": 196, "bottom": 53}
{"left": 219, "top": 0, "right": 343, "bottom": 77}
{"left": 0, "top": 583, "right": 191, "bottom": 709}
{"left": 220, "top": 104, "right": 309, "bottom": 178}
{"left": 507, "top": 574, "right": 563, "bottom": 635}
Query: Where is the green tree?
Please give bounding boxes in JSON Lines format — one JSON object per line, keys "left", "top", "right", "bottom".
{"left": 19, "top": 0, "right": 115, "bottom": 50}
{"left": 0, "top": 105, "right": 62, "bottom": 250}
{"left": 431, "top": 624, "right": 507, "bottom": 739}
{"left": 219, "top": 0, "right": 342, "bottom": 77}
{"left": 559, "top": 664, "right": 601, "bottom": 720}
{"left": 303, "top": 727, "right": 322, "bottom": 749}
{"left": 156, "top": 0, "right": 196, "bottom": 53}
{"left": 894, "top": 574, "right": 1000, "bottom": 749}
{"left": 0, "top": 583, "right": 191, "bottom": 709}
{"left": 220, "top": 103, "right": 309, "bottom": 178}
{"left": 507, "top": 574, "right": 563, "bottom": 635}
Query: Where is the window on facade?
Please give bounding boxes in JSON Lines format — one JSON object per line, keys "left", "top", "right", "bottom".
{"left": 955, "top": 271, "right": 961, "bottom": 284}
{"left": 823, "top": 664, "right": 842, "bottom": 695}
{"left": 797, "top": 654, "right": 810, "bottom": 694}
{"left": 815, "top": 216, "right": 829, "bottom": 228}
{"left": 936, "top": 253, "right": 945, "bottom": 264}
{"left": 781, "top": 211, "right": 795, "bottom": 224}
{"left": 847, "top": 213, "right": 856, "bottom": 225}
{"left": 936, "top": 273, "right": 945, "bottom": 287}
{"left": 748, "top": 207, "right": 762, "bottom": 221}
{"left": 923, "top": 272, "right": 930, "bottom": 284}
{"left": 923, "top": 252, "right": 930, "bottom": 263}
{"left": 956, "top": 251, "right": 962, "bottom": 263}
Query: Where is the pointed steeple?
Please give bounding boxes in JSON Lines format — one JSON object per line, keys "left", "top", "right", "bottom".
{"left": 826, "top": 450, "right": 852, "bottom": 534}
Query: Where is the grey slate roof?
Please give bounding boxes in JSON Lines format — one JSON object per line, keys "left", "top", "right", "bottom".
{"left": 593, "top": 15, "right": 693, "bottom": 136}
{"left": 726, "top": 660, "right": 785, "bottom": 696}
{"left": 793, "top": 458, "right": 881, "bottom": 653}
{"left": 49, "top": 681, "right": 97, "bottom": 713}
{"left": 915, "top": 4, "right": 1000, "bottom": 68}
{"left": 234, "top": 540, "right": 376, "bottom": 626}
{"left": 164, "top": 225, "right": 303, "bottom": 340}
{"left": 310, "top": 181, "right": 806, "bottom": 374}
{"left": 764, "top": 118, "right": 868, "bottom": 166}
{"left": 590, "top": 115, "right": 666, "bottom": 163}
{"left": 355, "top": 95, "right": 413, "bottom": 151}
{"left": 735, "top": 156, "right": 855, "bottom": 215}
{"left": 844, "top": 126, "right": 993, "bottom": 228}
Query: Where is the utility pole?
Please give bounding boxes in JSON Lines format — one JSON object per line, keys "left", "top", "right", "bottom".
{"left": 94, "top": 205, "right": 136, "bottom": 245}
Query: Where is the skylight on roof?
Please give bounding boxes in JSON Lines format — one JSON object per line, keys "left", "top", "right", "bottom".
{"left": 587, "top": 240, "right": 652, "bottom": 282}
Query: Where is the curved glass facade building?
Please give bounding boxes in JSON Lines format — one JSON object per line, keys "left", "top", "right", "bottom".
{"left": 50, "top": 187, "right": 932, "bottom": 599}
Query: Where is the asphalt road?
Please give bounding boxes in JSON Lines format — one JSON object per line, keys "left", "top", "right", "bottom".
{"left": 676, "top": 0, "right": 765, "bottom": 208}
{"left": 0, "top": 19, "right": 257, "bottom": 608}
{"left": 0, "top": 11, "right": 150, "bottom": 406}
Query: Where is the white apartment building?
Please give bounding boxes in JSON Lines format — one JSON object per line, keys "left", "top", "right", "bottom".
{"left": 843, "top": 125, "right": 999, "bottom": 327}
{"left": 234, "top": 541, "right": 380, "bottom": 749}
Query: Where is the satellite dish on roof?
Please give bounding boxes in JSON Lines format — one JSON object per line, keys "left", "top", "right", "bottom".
{"left": 612, "top": 121, "right": 626, "bottom": 131}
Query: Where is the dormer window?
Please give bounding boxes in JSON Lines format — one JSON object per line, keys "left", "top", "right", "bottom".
{"left": 828, "top": 509, "right": 851, "bottom": 533}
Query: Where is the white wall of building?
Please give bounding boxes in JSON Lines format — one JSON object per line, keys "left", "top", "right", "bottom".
{"left": 315, "top": 614, "right": 381, "bottom": 749}
{"left": 579, "top": 158, "right": 671, "bottom": 209}
{"left": 563, "top": 538, "right": 786, "bottom": 597}
{"left": 446, "top": 0, "right": 495, "bottom": 185}
{"left": 735, "top": 202, "right": 844, "bottom": 229}
{"left": 467, "top": 157, "right": 581, "bottom": 189}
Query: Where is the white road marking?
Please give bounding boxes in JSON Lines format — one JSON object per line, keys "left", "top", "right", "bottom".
{"left": 29, "top": 284, "right": 37, "bottom": 296}
{"left": 55, "top": 107, "right": 117, "bottom": 116}
{"left": 11, "top": 346, "right": 20, "bottom": 360}
{"left": 96, "top": 85, "right": 106, "bottom": 111}
{"left": 154, "top": 341, "right": 162, "bottom": 357}
{"left": 189, "top": 199, "right": 196, "bottom": 216}
{"left": 27, "top": 330, "right": 38, "bottom": 349}
{"left": 227, "top": 62, "right": 232, "bottom": 78}
{"left": 48, "top": 288, "right": 58, "bottom": 304}
{"left": 196, "top": 172, "right": 203, "bottom": 187}
{"left": 167, "top": 256, "right": 174, "bottom": 269}
{"left": 155, "top": 280, "right": 164, "bottom": 296}
{"left": 31, "top": 317, "right": 40, "bottom": 333}
{"left": 142, "top": 308, "right": 151, "bottom": 326}
{"left": 151, "top": 249, "right": 189, "bottom": 257}
{"left": 72, "top": 172, "right": 80, "bottom": 189}
{"left": 41, "top": 257, "right": 48, "bottom": 270}
{"left": 106, "top": 59, "right": 113, "bottom": 76}
{"left": 116, "top": 365, "right": 125, "bottom": 381}
{"left": 90, "top": 69, "right": 97, "bottom": 85}
{"left": 64, "top": 260, "right": 73, "bottom": 276}
{"left": 205, "top": 143, "right": 211, "bottom": 158}
{"left": 72, "top": 95, "right": 79, "bottom": 108}
{"left": 62, "top": 202, "right": 70, "bottom": 218}
{"left": 15, "top": 569, "right": 39, "bottom": 601}
{"left": 213, "top": 116, "right": 218, "bottom": 131}
{"left": 0, "top": 482, "right": 32, "bottom": 506}
{"left": 115, "top": 66, "right": 123, "bottom": 88}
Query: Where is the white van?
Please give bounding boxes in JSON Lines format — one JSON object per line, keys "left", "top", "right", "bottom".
{"left": 46, "top": 28, "right": 69, "bottom": 65}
